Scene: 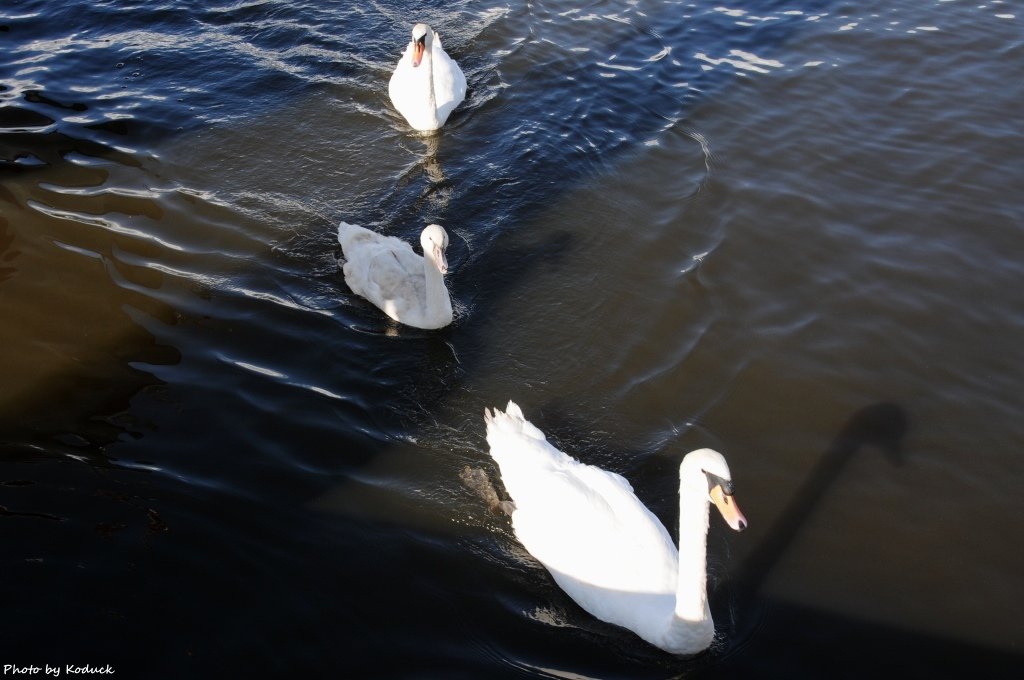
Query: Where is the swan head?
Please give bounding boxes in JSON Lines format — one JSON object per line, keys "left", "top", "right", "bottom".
{"left": 421, "top": 224, "right": 449, "bottom": 275}
{"left": 681, "top": 448, "right": 748, "bottom": 532}
{"left": 409, "top": 23, "right": 434, "bottom": 67}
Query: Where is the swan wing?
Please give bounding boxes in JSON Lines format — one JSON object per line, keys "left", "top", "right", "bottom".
{"left": 389, "top": 44, "right": 438, "bottom": 130}
{"left": 388, "top": 44, "right": 415, "bottom": 115}
{"left": 510, "top": 456, "right": 678, "bottom": 593}
{"left": 339, "top": 224, "right": 425, "bottom": 322}
{"left": 485, "top": 404, "right": 679, "bottom": 625}
{"left": 430, "top": 41, "right": 466, "bottom": 123}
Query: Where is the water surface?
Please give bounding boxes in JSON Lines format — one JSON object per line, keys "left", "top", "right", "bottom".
{"left": 1, "top": 1, "right": 1022, "bottom": 677}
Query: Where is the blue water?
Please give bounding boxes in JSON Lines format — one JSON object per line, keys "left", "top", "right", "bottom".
{"left": 2, "top": 0, "right": 1022, "bottom": 677}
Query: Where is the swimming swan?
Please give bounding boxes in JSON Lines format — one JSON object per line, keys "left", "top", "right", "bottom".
{"left": 338, "top": 222, "right": 453, "bottom": 329}
{"left": 484, "top": 402, "right": 747, "bottom": 655}
{"left": 388, "top": 23, "right": 466, "bottom": 132}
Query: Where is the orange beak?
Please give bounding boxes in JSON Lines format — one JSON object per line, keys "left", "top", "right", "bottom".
{"left": 433, "top": 244, "right": 448, "bottom": 274}
{"left": 412, "top": 40, "right": 425, "bottom": 67}
{"left": 710, "top": 484, "right": 748, "bottom": 532}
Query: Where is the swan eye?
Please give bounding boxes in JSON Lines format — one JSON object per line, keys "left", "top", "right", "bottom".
{"left": 705, "top": 471, "right": 734, "bottom": 495}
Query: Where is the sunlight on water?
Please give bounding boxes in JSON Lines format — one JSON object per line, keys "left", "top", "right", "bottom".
{"left": 695, "top": 49, "right": 784, "bottom": 74}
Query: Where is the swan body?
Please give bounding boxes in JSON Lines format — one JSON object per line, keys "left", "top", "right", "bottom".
{"left": 389, "top": 23, "right": 466, "bottom": 132}
{"left": 338, "top": 222, "right": 453, "bottom": 329}
{"left": 484, "top": 402, "right": 747, "bottom": 655}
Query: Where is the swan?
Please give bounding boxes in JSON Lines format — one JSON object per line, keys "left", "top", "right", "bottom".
{"left": 484, "top": 402, "right": 747, "bottom": 655}
{"left": 388, "top": 23, "right": 467, "bottom": 132}
{"left": 337, "top": 221, "right": 453, "bottom": 329}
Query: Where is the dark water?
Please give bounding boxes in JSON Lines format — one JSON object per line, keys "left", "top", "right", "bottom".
{"left": 2, "top": 0, "right": 1022, "bottom": 677}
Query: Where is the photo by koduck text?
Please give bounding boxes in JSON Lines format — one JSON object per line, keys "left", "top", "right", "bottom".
{"left": 2, "top": 666, "right": 114, "bottom": 676}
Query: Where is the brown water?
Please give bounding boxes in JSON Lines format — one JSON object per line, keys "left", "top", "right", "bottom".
{"left": 1, "top": 0, "right": 1022, "bottom": 677}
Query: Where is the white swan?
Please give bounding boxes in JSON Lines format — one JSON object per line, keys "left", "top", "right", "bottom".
{"left": 337, "top": 221, "right": 453, "bottom": 329}
{"left": 388, "top": 23, "right": 467, "bottom": 132}
{"left": 484, "top": 402, "right": 748, "bottom": 655}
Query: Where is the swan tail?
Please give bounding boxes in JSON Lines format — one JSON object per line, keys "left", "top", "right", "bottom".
{"left": 485, "top": 401, "right": 548, "bottom": 449}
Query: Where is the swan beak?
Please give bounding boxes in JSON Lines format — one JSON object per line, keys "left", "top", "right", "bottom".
{"left": 710, "top": 485, "right": 748, "bottom": 532}
{"left": 434, "top": 244, "right": 448, "bottom": 274}
{"left": 412, "top": 38, "right": 426, "bottom": 67}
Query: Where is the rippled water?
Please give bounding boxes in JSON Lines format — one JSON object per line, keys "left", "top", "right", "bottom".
{"left": 2, "top": 0, "right": 1022, "bottom": 677}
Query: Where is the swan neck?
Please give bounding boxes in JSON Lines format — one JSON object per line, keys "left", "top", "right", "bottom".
{"left": 676, "top": 486, "right": 710, "bottom": 618}
{"left": 423, "top": 253, "right": 448, "bottom": 316}
{"left": 422, "top": 46, "right": 439, "bottom": 125}
{"left": 667, "top": 470, "right": 714, "bottom": 651}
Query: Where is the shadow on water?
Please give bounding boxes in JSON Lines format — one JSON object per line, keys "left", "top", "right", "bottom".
{"left": 716, "top": 403, "right": 1021, "bottom": 678}
{"left": 0, "top": 203, "right": 17, "bottom": 283}
{"left": 0, "top": 90, "right": 186, "bottom": 648}
{"left": 732, "top": 402, "right": 910, "bottom": 602}
{"left": 0, "top": 88, "right": 182, "bottom": 459}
